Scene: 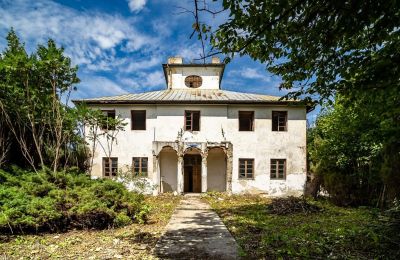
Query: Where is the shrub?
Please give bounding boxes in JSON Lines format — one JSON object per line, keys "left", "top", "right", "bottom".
{"left": 0, "top": 167, "right": 150, "bottom": 233}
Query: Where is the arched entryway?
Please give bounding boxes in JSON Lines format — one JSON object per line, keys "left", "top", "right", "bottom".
{"left": 183, "top": 148, "right": 202, "bottom": 193}
{"left": 159, "top": 146, "right": 178, "bottom": 192}
{"left": 207, "top": 148, "right": 227, "bottom": 192}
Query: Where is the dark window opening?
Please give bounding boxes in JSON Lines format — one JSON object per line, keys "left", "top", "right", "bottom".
{"left": 101, "top": 110, "right": 116, "bottom": 130}
{"left": 185, "top": 111, "right": 200, "bottom": 131}
{"left": 131, "top": 110, "right": 146, "bottom": 130}
{"left": 239, "top": 111, "right": 254, "bottom": 131}
{"left": 132, "top": 157, "right": 148, "bottom": 176}
{"left": 239, "top": 158, "right": 254, "bottom": 179}
{"left": 271, "top": 159, "right": 286, "bottom": 179}
{"left": 103, "top": 157, "right": 118, "bottom": 177}
{"left": 272, "top": 111, "right": 287, "bottom": 131}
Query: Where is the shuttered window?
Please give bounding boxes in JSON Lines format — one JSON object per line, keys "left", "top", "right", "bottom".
{"left": 272, "top": 111, "right": 287, "bottom": 131}
{"left": 103, "top": 157, "right": 118, "bottom": 177}
{"left": 185, "top": 111, "right": 200, "bottom": 131}
{"left": 239, "top": 159, "right": 254, "bottom": 179}
{"left": 270, "top": 159, "right": 286, "bottom": 179}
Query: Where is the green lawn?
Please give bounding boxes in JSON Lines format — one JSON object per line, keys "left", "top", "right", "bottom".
{"left": 203, "top": 193, "right": 399, "bottom": 259}
{"left": 0, "top": 194, "right": 181, "bottom": 259}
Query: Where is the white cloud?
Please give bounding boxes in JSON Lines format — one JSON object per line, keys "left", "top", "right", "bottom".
{"left": 127, "top": 0, "right": 147, "bottom": 13}
{"left": 0, "top": 0, "right": 157, "bottom": 71}
{"left": 229, "top": 68, "right": 271, "bottom": 82}
{"left": 72, "top": 75, "right": 128, "bottom": 100}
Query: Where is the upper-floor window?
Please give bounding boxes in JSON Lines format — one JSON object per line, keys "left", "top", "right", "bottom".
{"left": 103, "top": 157, "right": 118, "bottom": 177}
{"left": 132, "top": 157, "right": 148, "bottom": 177}
{"left": 272, "top": 111, "right": 287, "bottom": 131}
{"left": 131, "top": 110, "right": 146, "bottom": 130}
{"left": 270, "top": 159, "right": 286, "bottom": 179}
{"left": 101, "top": 110, "right": 115, "bottom": 130}
{"left": 185, "top": 110, "right": 200, "bottom": 131}
{"left": 239, "top": 158, "right": 254, "bottom": 179}
{"left": 239, "top": 111, "right": 254, "bottom": 131}
{"left": 185, "top": 75, "right": 202, "bottom": 88}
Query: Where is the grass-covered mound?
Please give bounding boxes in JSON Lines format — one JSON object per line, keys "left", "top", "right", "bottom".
{"left": 0, "top": 167, "right": 150, "bottom": 233}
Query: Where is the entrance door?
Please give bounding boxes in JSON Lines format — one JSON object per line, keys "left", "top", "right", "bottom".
{"left": 184, "top": 155, "right": 202, "bottom": 192}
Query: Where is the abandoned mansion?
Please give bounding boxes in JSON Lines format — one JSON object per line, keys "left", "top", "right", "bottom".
{"left": 74, "top": 57, "right": 309, "bottom": 196}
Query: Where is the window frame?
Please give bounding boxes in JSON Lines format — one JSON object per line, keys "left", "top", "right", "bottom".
{"left": 185, "top": 75, "right": 202, "bottom": 88}
{"left": 131, "top": 110, "right": 146, "bottom": 130}
{"left": 270, "top": 159, "right": 287, "bottom": 180}
{"left": 132, "top": 157, "right": 148, "bottom": 177}
{"left": 238, "top": 158, "right": 255, "bottom": 179}
{"left": 101, "top": 110, "right": 116, "bottom": 130}
{"left": 103, "top": 157, "right": 118, "bottom": 177}
{"left": 272, "top": 111, "right": 288, "bottom": 132}
{"left": 238, "top": 111, "right": 255, "bottom": 131}
{"left": 184, "top": 110, "right": 201, "bottom": 131}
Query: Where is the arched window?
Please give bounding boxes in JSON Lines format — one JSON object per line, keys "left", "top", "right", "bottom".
{"left": 185, "top": 75, "right": 202, "bottom": 88}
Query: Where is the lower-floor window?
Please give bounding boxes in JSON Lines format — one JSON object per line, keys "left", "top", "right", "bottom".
{"left": 132, "top": 157, "right": 148, "bottom": 176}
{"left": 270, "top": 159, "right": 286, "bottom": 179}
{"left": 239, "top": 158, "right": 254, "bottom": 179}
{"left": 103, "top": 157, "right": 118, "bottom": 177}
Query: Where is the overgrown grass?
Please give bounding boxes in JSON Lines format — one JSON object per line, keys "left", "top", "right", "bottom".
{"left": 203, "top": 192, "right": 400, "bottom": 259}
{"left": 0, "top": 193, "right": 181, "bottom": 259}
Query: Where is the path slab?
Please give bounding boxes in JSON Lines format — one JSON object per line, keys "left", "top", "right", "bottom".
{"left": 154, "top": 195, "right": 239, "bottom": 259}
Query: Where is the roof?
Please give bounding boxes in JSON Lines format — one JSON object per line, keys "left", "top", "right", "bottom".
{"left": 73, "top": 89, "right": 306, "bottom": 107}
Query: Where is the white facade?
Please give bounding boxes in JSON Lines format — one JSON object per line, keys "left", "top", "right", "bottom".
{"left": 78, "top": 58, "right": 308, "bottom": 196}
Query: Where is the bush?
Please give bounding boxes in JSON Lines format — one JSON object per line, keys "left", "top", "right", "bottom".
{"left": 0, "top": 167, "right": 150, "bottom": 233}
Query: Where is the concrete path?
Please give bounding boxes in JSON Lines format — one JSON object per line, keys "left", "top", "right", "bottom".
{"left": 154, "top": 194, "right": 239, "bottom": 259}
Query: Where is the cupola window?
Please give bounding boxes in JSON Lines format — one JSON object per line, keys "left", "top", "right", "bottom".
{"left": 185, "top": 75, "right": 202, "bottom": 88}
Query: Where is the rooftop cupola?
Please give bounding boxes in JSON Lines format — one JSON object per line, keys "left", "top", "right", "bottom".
{"left": 162, "top": 56, "right": 225, "bottom": 90}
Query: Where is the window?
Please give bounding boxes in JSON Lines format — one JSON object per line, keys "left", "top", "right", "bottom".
{"left": 270, "top": 159, "right": 286, "bottom": 179}
{"left": 132, "top": 157, "right": 148, "bottom": 176}
{"left": 185, "top": 111, "right": 200, "bottom": 131}
{"left": 131, "top": 110, "right": 146, "bottom": 130}
{"left": 239, "top": 111, "right": 254, "bottom": 131}
{"left": 103, "top": 157, "right": 118, "bottom": 177}
{"left": 272, "top": 111, "right": 287, "bottom": 131}
{"left": 185, "top": 75, "right": 202, "bottom": 88}
{"left": 239, "top": 159, "right": 254, "bottom": 179}
{"left": 101, "top": 110, "right": 116, "bottom": 130}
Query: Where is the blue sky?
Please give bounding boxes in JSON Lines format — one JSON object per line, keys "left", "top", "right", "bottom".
{"left": 0, "top": 0, "right": 318, "bottom": 122}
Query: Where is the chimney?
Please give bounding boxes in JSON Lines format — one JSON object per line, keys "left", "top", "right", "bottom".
{"left": 168, "top": 57, "right": 183, "bottom": 64}
{"left": 211, "top": 56, "right": 220, "bottom": 64}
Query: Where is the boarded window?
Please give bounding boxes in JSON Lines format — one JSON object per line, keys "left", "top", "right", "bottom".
{"left": 132, "top": 157, "right": 148, "bottom": 176}
{"left": 103, "top": 157, "right": 118, "bottom": 177}
{"left": 270, "top": 159, "right": 286, "bottom": 179}
{"left": 185, "top": 111, "right": 200, "bottom": 131}
{"left": 239, "top": 111, "right": 254, "bottom": 131}
{"left": 101, "top": 110, "right": 116, "bottom": 130}
{"left": 239, "top": 158, "right": 254, "bottom": 179}
{"left": 272, "top": 111, "right": 287, "bottom": 131}
{"left": 185, "top": 75, "right": 202, "bottom": 88}
{"left": 131, "top": 110, "right": 146, "bottom": 130}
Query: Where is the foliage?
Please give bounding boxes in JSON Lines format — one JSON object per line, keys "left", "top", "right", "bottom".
{"left": 308, "top": 96, "right": 399, "bottom": 206}
{"left": 0, "top": 167, "right": 150, "bottom": 233}
{"left": 204, "top": 193, "right": 400, "bottom": 259}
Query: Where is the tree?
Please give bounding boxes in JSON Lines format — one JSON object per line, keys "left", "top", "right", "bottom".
{"left": 0, "top": 29, "right": 81, "bottom": 172}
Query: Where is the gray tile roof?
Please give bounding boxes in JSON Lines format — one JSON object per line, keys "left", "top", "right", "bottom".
{"left": 73, "top": 89, "right": 299, "bottom": 105}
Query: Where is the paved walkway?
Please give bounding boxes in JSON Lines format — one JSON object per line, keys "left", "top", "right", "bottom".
{"left": 154, "top": 194, "right": 239, "bottom": 259}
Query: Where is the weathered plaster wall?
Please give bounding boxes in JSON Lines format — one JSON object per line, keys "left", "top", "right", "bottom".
{"left": 207, "top": 149, "right": 227, "bottom": 192}
{"left": 169, "top": 67, "right": 222, "bottom": 90}
{"left": 88, "top": 104, "right": 307, "bottom": 196}
{"left": 159, "top": 149, "right": 178, "bottom": 192}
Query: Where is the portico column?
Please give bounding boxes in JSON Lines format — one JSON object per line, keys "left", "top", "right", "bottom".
{"left": 152, "top": 154, "right": 160, "bottom": 195}
{"left": 177, "top": 155, "right": 184, "bottom": 194}
{"left": 201, "top": 154, "right": 208, "bottom": 193}
{"left": 226, "top": 144, "right": 233, "bottom": 193}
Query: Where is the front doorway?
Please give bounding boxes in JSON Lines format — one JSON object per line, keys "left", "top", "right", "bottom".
{"left": 184, "top": 154, "right": 201, "bottom": 192}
